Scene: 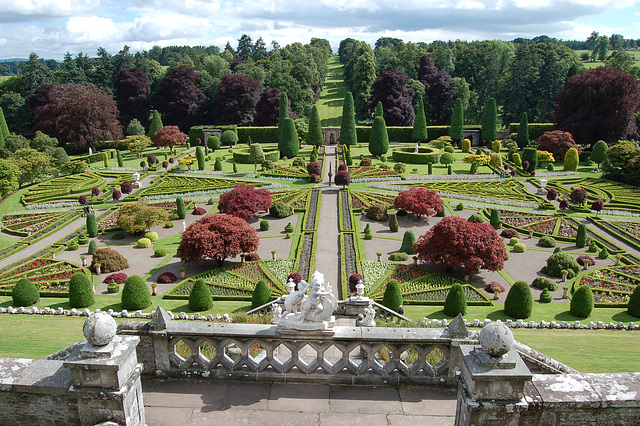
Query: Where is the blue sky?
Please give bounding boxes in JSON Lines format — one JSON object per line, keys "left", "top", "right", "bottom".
{"left": 0, "top": 0, "right": 639, "bottom": 60}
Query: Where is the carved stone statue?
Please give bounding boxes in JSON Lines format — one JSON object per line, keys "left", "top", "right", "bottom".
{"left": 278, "top": 271, "right": 337, "bottom": 332}
{"left": 357, "top": 301, "right": 376, "bottom": 327}
{"left": 271, "top": 303, "right": 283, "bottom": 324}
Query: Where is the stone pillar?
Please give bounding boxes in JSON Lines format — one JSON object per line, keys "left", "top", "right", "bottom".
{"left": 455, "top": 322, "right": 532, "bottom": 426}
{"left": 63, "top": 313, "right": 145, "bottom": 426}
{"left": 149, "top": 305, "right": 172, "bottom": 373}
{"left": 342, "top": 296, "right": 371, "bottom": 317}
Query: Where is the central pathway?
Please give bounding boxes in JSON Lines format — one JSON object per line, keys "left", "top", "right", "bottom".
{"left": 313, "top": 146, "right": 341, "bottom": 299}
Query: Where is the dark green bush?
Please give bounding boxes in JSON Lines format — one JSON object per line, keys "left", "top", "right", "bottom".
{"left": 121, "top": 275, "right": 152, "bottom": 310}
{"left": 189, "top": 279, "right": 213, "bottom": 311}
{"left": 538, "top": 236, "right": 556, "bottom": 247}
{"left": 389, "top": 252, "right": 408, "bottom": 261}
{"left": 292, "top": 157, "right": 306, "bottom": 167}
{"left": 521, "top": 147, "right": 538, "bottom": 172}
{"left": 504, "top": 281, "right": 533, "bottom": 319}
{"left": 553, "top": 247, "right": 563, "bottom": 254}
{"left": 570, "top": 285, "right": 594, "bottom": 318}
{"left": 576, "top": 224, "right": 587, "bottom": 248}
{"left": 490, "top": 209, "right": 500, "bottom": 229}
{"left": 399, "top": 230, "right": 416, "bottom": 254}
{"left": 111, "top": 232, "right": 125, "bottom": 240}
{"left": 251, "top": 280, "right": 272, "bottom": 309}
{"left": 77, "top": 234, "right": 89, "bottom": 245}
{"left": 107, "top": 282, "right": 120, "bottom": 293}
{"left": 599, "top": 247, "right": 609, "bottom": 259}
{"left": 88, "top": 240, "right": 98, "bottom": 254}
{"left": 67, "top": 241, "right": 79, "bottom": 251}
{"left": 12, "top": 277, "right": 40, "bottom": 307}
{"left": 269, "top": 201, "right": 293, "bottom": 218}
{"left": 154, "top": 248, "right": 167, "bottom": 257}
{"left": 284, "top": 223, "right": 294, "bottom": 233}
{"left": 90, "top": 248, "right": 130, "bottom": 273}
{"left": 381, "top": 279, "right": 403, "bottom": 312}
{"left": 260, "top": 219, "right": 270, "bottom": 231}
{"left": 388, "top": 213, "right": 399, "bottom": 232}
{"left": 588, "top": 241, "right": 599, "bottom": 252}
{"left": 443, "top": 283, "right": 467, "bottom": 316}
{"left": 541, "top": 253, "right": 580, "bottom": 279}
{"left": 214, "top": 158, "right": 223, "bottom": 171}
{"left": 391, "top": 147, "right": 441, "bottom": 164}
{"left": 547, "top": 163, "right": 555, "bottom": 171}
{"left": 176, "top": 197, "right": 186, "bottom": 219}
{"left": 532, "top": 277, "right": 558, "bottom": 291}
{"left": 539, "top": 288, "right": 552, "bottom": 303}
{"left": 69, "top": 272, "right": 95, "bottom": 308}
{"left": 468, "top": 214, "right": 484, "bottom": 223}
{"left": 220, "top": 130, "right": 239, "bottom": 146}
{"left": 456, "top": 203, "right": 464, "bottom": 210}
{"left": 628, "top": 285, "right": 640, "bottom": 318}
{"left": 86, "top": 213, "right": 98, "bottom": 238}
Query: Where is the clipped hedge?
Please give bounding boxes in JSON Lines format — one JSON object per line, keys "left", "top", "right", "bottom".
{"left": 504, "top": 280, "right": 533, "bottom": 319}
{"left": 381, "top": 279, "right": 403, "bottom": 312}
{"left": 532, "top": 277, "right": 558, "bottom": 291}
{"left": 12, "top": 277, "right": 40, "bottom": 307}
{"left": 121, "top": 275, "right": 152, "bottom": 310}
{"left": 508, "top": 123, "right": 554, "bottom": 141}
{"left": 232, "top": 147, "right": 280, "bottom": 164}
{"left": 237, "top": 127, "right": 279, "bottom": 143}
{"left": 189, "top": 279, "right": 213, "bottom": 311}
{"left": 570, "top": 285, "right": 594, "bottom": 318}
{"left": 392, "top": 147, "right": 442, "bottom": 164}
{"left": 251, "top": 280, "right": 272, "bottom": 309}
{"left": 443, "top": 283, "right": 467, "bottom": 316}
{"left": 69, "top": 272, "right": 95, "bottom": 308}
{"left": 355, "top": 126, "right": 450, "bottom": 143}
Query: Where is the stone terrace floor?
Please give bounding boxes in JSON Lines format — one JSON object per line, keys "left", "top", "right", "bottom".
{"left": 142, "top": 378, "right": 457, "bottom": 425}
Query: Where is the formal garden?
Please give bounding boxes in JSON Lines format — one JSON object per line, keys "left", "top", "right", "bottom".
{"left": 2, "top": 41, "right": 640, "bottom": 374}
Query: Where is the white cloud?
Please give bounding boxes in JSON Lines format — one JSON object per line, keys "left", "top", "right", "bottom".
{"left": 0, "top": 0, "right": 101, "bottom": 23}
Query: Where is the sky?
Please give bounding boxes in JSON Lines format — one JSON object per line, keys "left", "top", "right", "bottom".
{"left": 0, "top": 0, "right": 639, "bottom": 60}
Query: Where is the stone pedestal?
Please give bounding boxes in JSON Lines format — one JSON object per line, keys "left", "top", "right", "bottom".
{"left": 342, "top": 297, "right": 371, "bottom": 317}
{"left": 64, "top": 315, "right": 145, "bottom": 426}
{"left": 455, "top": 324, "right": 532, "bottom": 426}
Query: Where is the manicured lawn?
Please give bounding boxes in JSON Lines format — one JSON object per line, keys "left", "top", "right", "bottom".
{"left": 512, "top": 329, "right": 640, "bottom": 373}
{"left": 317, "top": 55, "right": 347, "bottom": 127}
{"left": 0, "top": 233, "right": 18, "bottom": 251}
{"left": 0, "top": 186, "right": 30, "bottom": 214}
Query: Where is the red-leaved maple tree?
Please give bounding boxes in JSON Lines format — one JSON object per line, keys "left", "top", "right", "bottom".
{"left": 218, "top": 184, "right": 272, "bottom": 219}
{"left": 152, "top": 125, "right": 187, "bottom": 149}
{"left": 413, "top": 216, "right": 507, "bottom": 275}
{"left": 177, "top": 214, "right": 259, "bottom": 266}
{"left": 394, "top": 187, "right": 443, "bottom": 219}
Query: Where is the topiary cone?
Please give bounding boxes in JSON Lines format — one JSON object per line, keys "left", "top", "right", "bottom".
{"left": 570, "top": 284, "right": 594, "bottom": 318}
{"left": 189, "top": 279, "right": 213, "bottom": 311}
{"left": 12, "top": 277, "right": 40, "bottom": 307}
{"left": 381, "top": 279, "right": 403, "bottom": 312}
{"left": 443, "top": 283, "right": 467, "bottom": 316}
{"left": 628, "top": 285, "right": 640, "bottom": 318}
{"left": 252, "top": 280, "right": 272, "bottom": 309}
{"left": 504, "top": 280, "right": 533, "bottom": 319}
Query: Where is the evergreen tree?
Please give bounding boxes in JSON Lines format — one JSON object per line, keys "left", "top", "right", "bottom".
{"left": 381, "top": 279, "right": 403, "bottom": 312}
{"left": 490, "top": 209, "right": 501, "bottom": 229}
{"left": 576, "top": 224, "right": 587, "bottom": 248}
{"left": 278, "top": 91, "right": 289, "bottom": 144}
{"left": 590, "top": 140, "right": 608, "bottom": 169}
{"left": 189, "top": 279, "right": 213, "bottom": 311}
{"left": 86, "top": 213, "right": 98, "bottom": 238}
{"left": 69, "top": 272, "right": 95, "bottom": 308}
{"left": 121, "top": 275, "right": 152, "bottom": 310}
{"left": 249, "top": 143, "right": 265, "bottom": 174}
{"left": 252, "top": 280, "right": 272, "bottom": 309}
{"left": 0, "top": 106, "right": 9, "bottom": 139}
{"left": 570, "top": 285, "right": 594, "bottom": 318}
{"left": 399, "top": 230, "right": 416, "bottom": 254}
{"left": 369, "top": 116, "right": 389, "bottom": 156}
{"left": 443, "top": 283, "right": 467, "bottom": 316}
{"left": 12, "top": 277, "right": 40, "bottom": 307}
{"left": 279, "top": 117, "right": 299, "bottom": 158}
{"left": 147, "top": 110, "right": 163, "bottom": 139}
{"left": 116, "top": 150, "right": 124, "bottom": 167}
{"left": 481, "top": 98, "right": 497, "bottom": 143}
{"left": 340, "top": 92, "right": 357, "bottom": 146}
{"left": 176, "top": 197, "right": 186, "bottom": 219}
{"left": 412, "top": 98, "right": 428, "bottom": 143}
{"left": 196, "top": 146, "right": 205, "bottom": 170}
{"left": 307, "top": 105, "right": 323, "bottom": 146}
{"left": 375, "top": 101, "right": 384, "bottom": 118}
{"left": 504, "top": 280, "right": 533, "bottom": 319}
{"left": 516, "top": 112, "right": 529, "bottom": 149}
{"left": 449, "top": 98, "right": 464, "bottom": 144}
{"left": 563, "top": 148, "right": 579, "bottom": 171}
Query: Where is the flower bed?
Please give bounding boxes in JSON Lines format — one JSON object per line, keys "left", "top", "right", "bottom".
{"left": 136, "top": 175, "right": 263, "bottom": 198}
{"left": 261, "top": 166, "right": 309, "bottom": 179}
{"left": 349, "top": 190, "right": 396, "bottom": 209}
{"left": 1, "top": 210, "right": 77, "bottom": 236}
{"left": 349, "top": 166, "right": 402, "bottom": 180}
{"left": 395, "top": 180, "right": 543, "bottom": 205}
{"left": 0, "top": 258, "right": 87, "bottom": 296}
{"left": 269, "top": 189, "right": 310, "bottom": 210}
{"left": 578, "top": 265, "right": 640, "bottom": 305}
{"left": 164, "top": 260, "right": 293, "bottom": 300}
{"left": 21, "top": 173, "right": 108, "bottom": 205}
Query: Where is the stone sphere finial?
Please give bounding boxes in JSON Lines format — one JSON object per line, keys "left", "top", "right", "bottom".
{"left": 83, "top": 313, "right": 117, "bottom": 346}
{"left": 478, "top": 322, "right": 514, "bottom": 357}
